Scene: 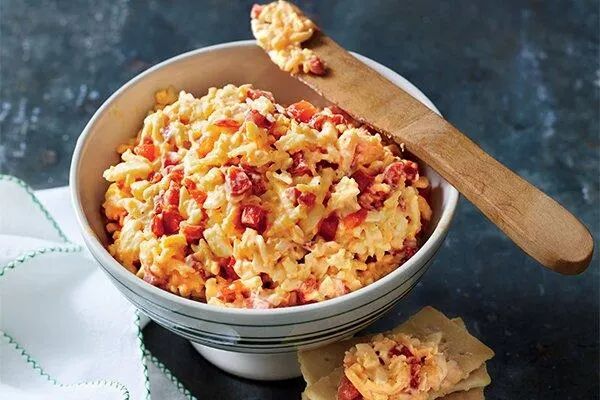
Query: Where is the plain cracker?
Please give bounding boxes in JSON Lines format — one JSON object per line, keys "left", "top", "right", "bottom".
{"left": 430, "top": 364, "right": 490, "bottom": 399}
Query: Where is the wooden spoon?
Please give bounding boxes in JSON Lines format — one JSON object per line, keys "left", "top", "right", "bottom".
{"left": 271, "top": 31, "right": 593, "bottom": 274}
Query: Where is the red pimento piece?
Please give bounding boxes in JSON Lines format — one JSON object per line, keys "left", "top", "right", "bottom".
{"left": 318, "top": 214, "right": 339, "bottom": 241}
{"left": 288, "top": 281, "right": 317, "bottom": 306}
{"left": 410, "top": 361, "right": 421, "bottom": 389}
{"left": 316, "top": 159, "right": 338, "bottom": 170}
{"left": 214, "top": 118, "right": 241, "bottom": 129}
{"left": 181, "top": 223, "right": 204, "bottom": 244}
{"left": 151, "top": 214, "right": 165, "bottom": 237}
{"left": 226, "top": 166, "right": 253, "bottom": 196}
{"left": 330, "top": 113, "right": 346, "bottom": 125}
{"left": 260, "top": 272, "right": 275, "bottom": 289}
{"left": 287, "top": 100, "right": 318, "bottom": 123}
{"left": 286, "top": 188, "right": 316, "bottom": 207}
{"left": 163, "top": 151, "right": 181, "bottom": 167}
{"left": 220, "top": 257, "right": 240, "bottom": 280}
{"left": 358, "top": 188, "right": 387, "bottom": 210}
{"left": 163, "top": 181, "right": 180, "bottom": 206}
{"left": 149, "top": 172, "right": 162, "bottom": 184}
{"left": 352, "top": 169, "right": 375, "bottom": 192}
{"left": 308, "top": 114, "right": 327, "bottom": 130}
{"left": 337, "top": 375, "right": 363, "bottom": 400}
{"left": 389, "top": 346, "right": 401, "bottom": 357}
{"left": 297, "top": 192, "right": 316, "bottom": 207}
{"left": 162, "top": 208, "right": 183, "bottom": 235}
{"left": 134, "top": 142, "right": 157, "bottom": 161}
{"left": 285, "top": 187, "right": 301, "bottom": 203}
{"left": 308, "top": 56, "right": 326, "bottom": 76}
{"left": 343, "top": 208, "right": 368, "bottom": 229}
{"left": 247, "top": 88, "right": 275, "bottom": 102}
{"left": 190, "top": 189, "right": 207, "bottom": 206}
{"left": 224, "top": 157, "right": 242, "bottom": 167}
{"left": 287, "top": 291, "right": 299, "bottom": 306}
{"left": 240, "top": 204, "right": 267, "bottom": 233}
{"left": 252, "top": 179, "right": 267, "bottom": 196}
{"left": 250, "top": 3, "right": 263, "bottom": 18}
{"left": 246, "top": 109, "right": 273, "bottom": 130}
{"left": 389, "top": 345, "right": 414, "bottom": 359}
{"left": 384, "top": 161, "right": 419, "bottom": 186}
{"left": 383, "top": 162, "right": 404, "bottom": 186}
{"left": 182, "top": 177, "right": 196, "bottom": 191}
{"left": 164, "top": 165, "right": 184, "bottom": 184}
{"left": 183, "top": 178, "right": 208, "bottom": 206}
{"left": 296, "top": 290, "right": 316, "bottom": 305}
{"left": 309, "top": 113, "right": 347, "bottom": 130}
{"left": 289, "top": 151, "right": 311, "bottom": 176}
{"left": 242, "top": 165, "right": 267, "bottom": 196}
{"left": 403, "top": 161, "right": 419, "bottom": 184}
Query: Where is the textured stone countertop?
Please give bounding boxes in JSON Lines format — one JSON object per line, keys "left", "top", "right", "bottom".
{"left": 1, "top": 1, "right": 598, "bottom": 398}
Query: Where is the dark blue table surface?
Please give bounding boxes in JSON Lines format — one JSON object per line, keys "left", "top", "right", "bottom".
{"left": 1, "top": 1, "right": 598, "bottom": 399}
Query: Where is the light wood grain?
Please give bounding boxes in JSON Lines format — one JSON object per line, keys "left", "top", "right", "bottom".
{"left": 295, "top": 32, "right": 593, "bottom": 274}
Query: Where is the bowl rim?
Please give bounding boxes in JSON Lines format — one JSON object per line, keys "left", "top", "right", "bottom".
{"left": 70, "top": 39, "right": 459, "bottom": 317}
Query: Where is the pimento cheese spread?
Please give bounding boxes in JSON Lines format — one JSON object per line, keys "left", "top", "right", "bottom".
{"left": 102, "top": 84, "right": 431, "bottom": 308}
{"left": 339, "top": 333, "right": 448, "bottom": 400}
{"left": 251, "top": 0, "right": 326, "bottom": 75}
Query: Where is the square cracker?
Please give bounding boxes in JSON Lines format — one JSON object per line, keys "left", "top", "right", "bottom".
{"left": 390, "top": 307, "right": 494, "bottom": 380}
{"left": 302, "top": 367, "right": 343, "bottom": 400}
{"left": 299, "top": 337, "right": 364, "bottom": 385}
{"left": 431, "top": 364, "right": 490, "bottom": 398}
{"left": 300, "top": 307, "right": 493, "bottom": 400}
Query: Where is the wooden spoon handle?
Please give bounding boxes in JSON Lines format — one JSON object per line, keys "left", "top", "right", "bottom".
{"left": 398, "top": 112, "right": 594, "bottom": 275}
{"left": 297, "top": 34, "right": 593, "bottom": 274}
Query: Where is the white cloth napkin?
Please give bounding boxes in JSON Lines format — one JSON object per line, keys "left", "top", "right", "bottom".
{"left": 0, "top": 176, "right": 196, "bottom": 400}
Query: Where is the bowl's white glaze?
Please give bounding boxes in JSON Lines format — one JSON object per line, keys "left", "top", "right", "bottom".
{"left": 70, "top": 40, "right": 458, "bottom": 380}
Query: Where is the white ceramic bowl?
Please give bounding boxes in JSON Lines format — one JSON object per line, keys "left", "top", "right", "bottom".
{"left": 70, "top": 40, "right": 458, "bottom": 380}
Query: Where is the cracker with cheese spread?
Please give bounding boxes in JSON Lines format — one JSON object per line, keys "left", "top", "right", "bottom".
{"left": 299, "top": 307, "right": 493, "bottom": 400}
